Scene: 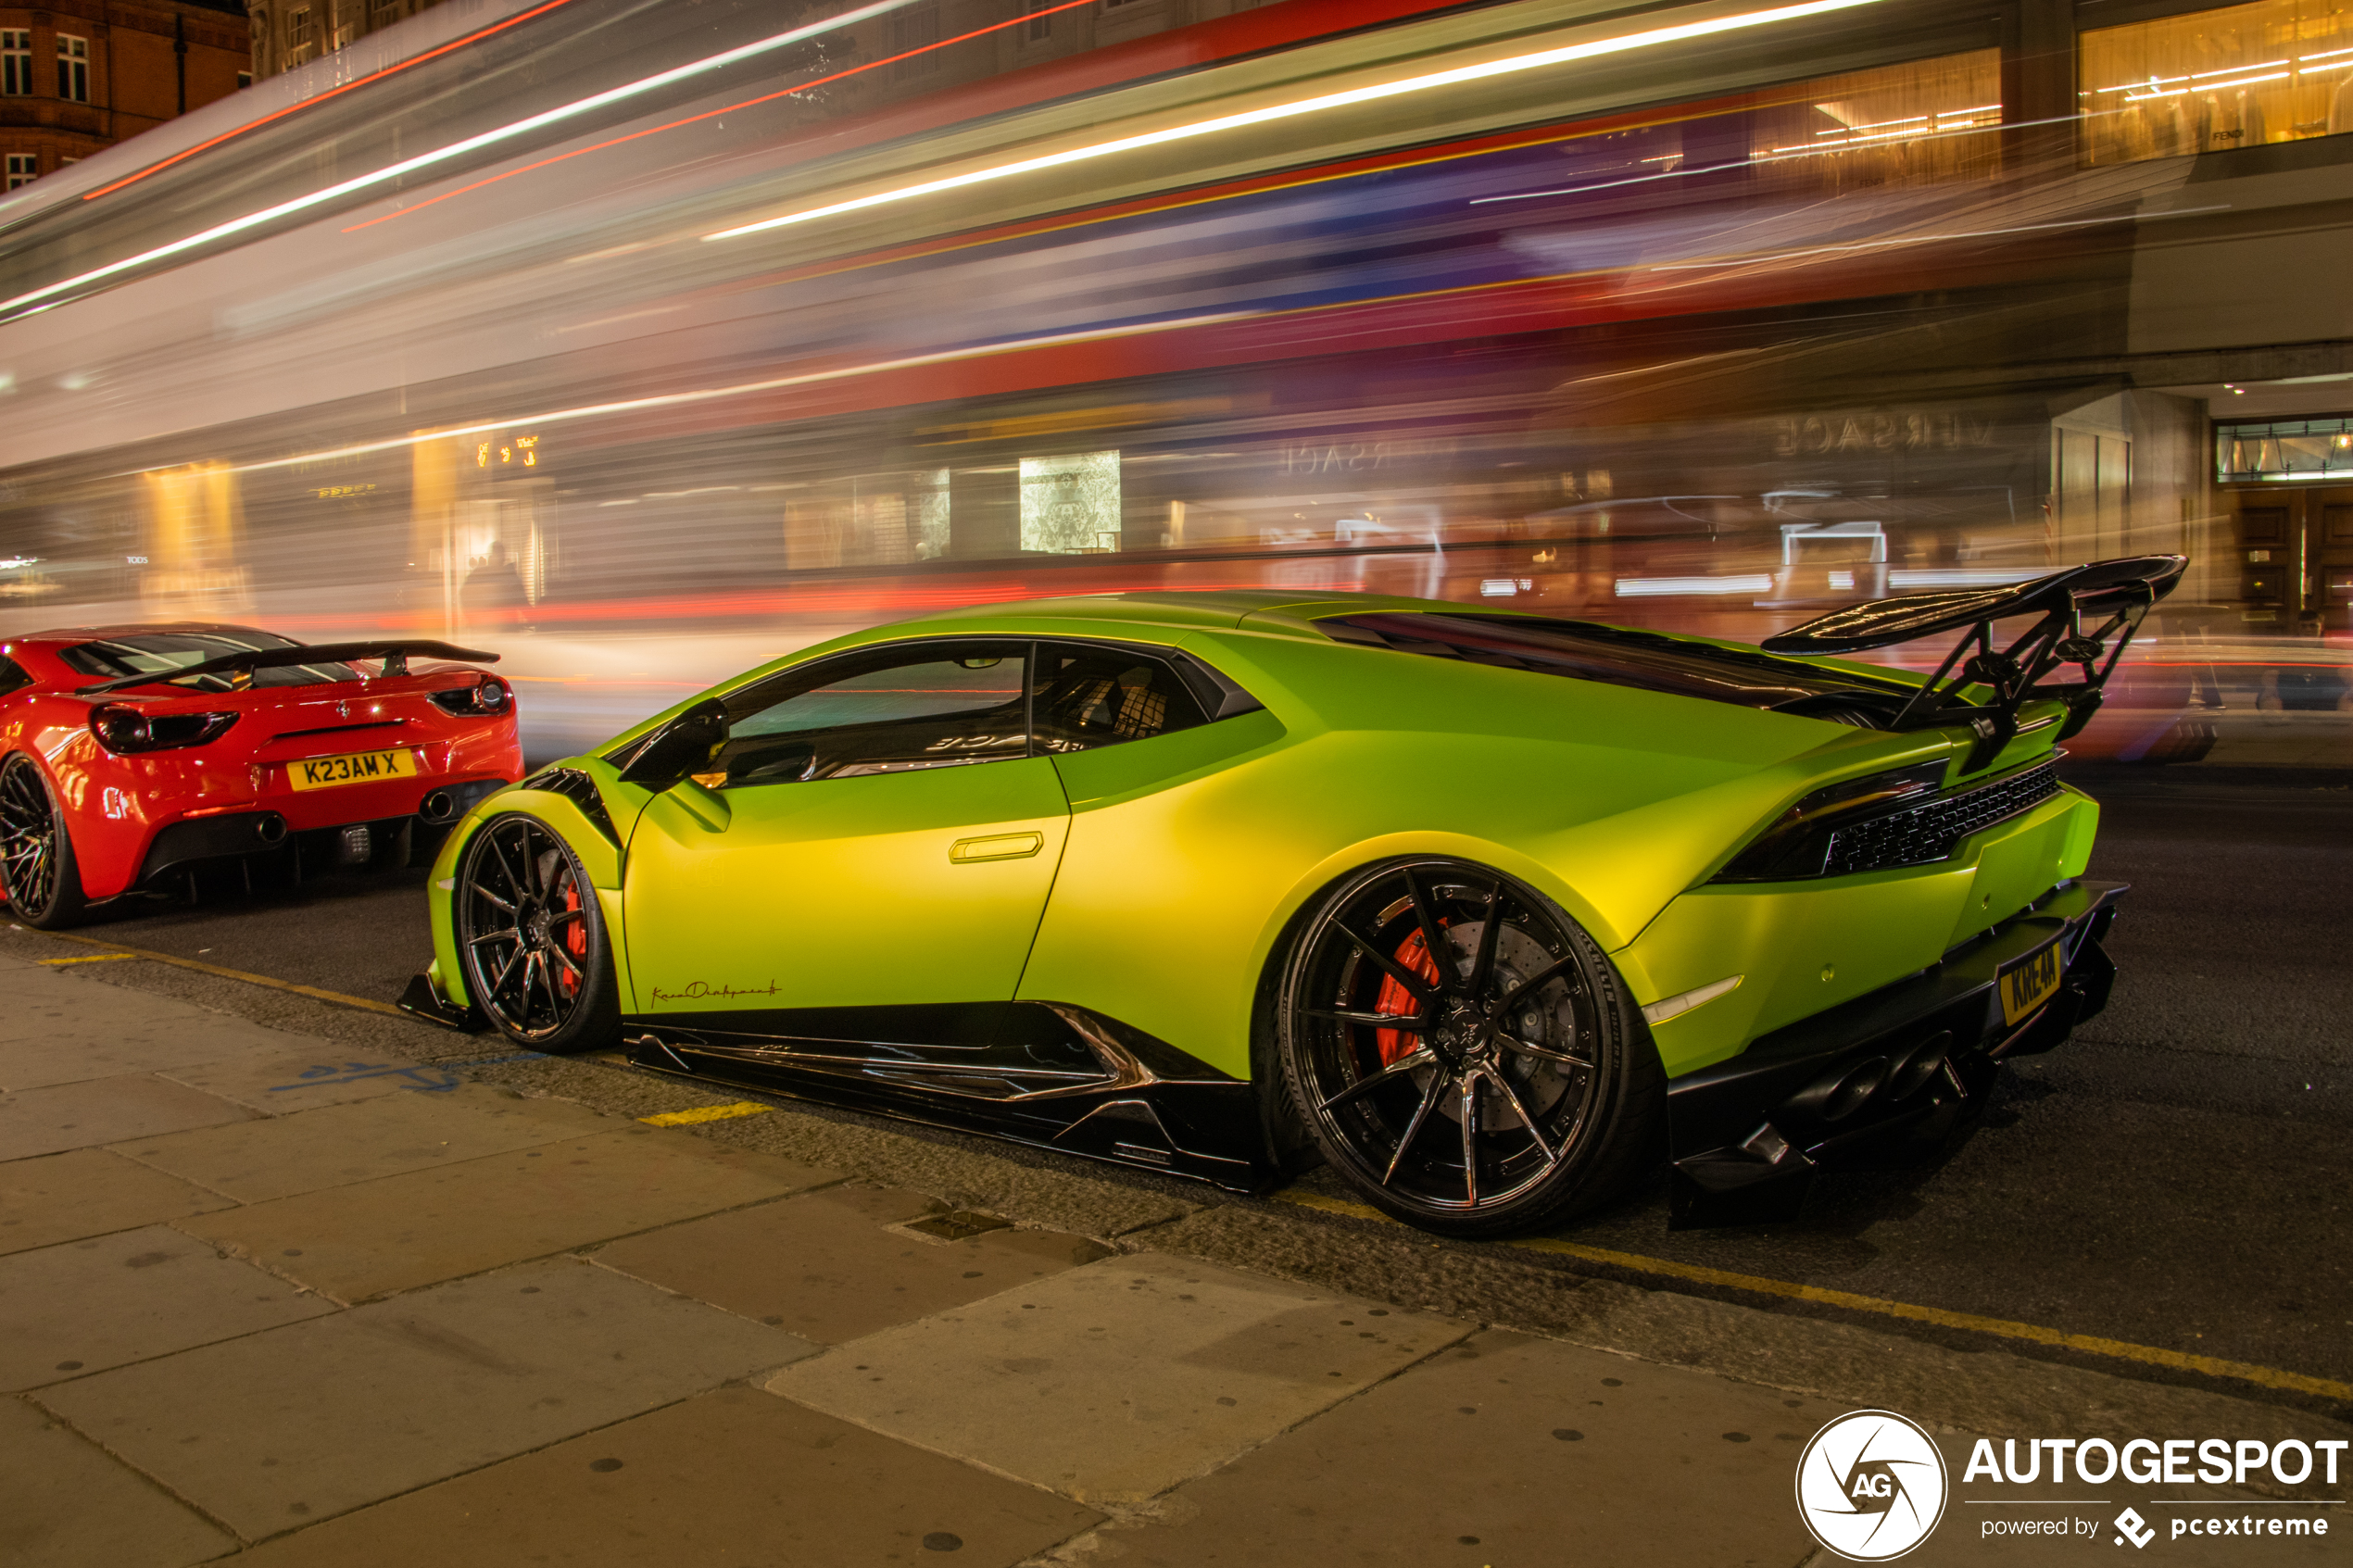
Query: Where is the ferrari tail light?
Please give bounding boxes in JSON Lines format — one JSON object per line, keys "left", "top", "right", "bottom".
{"left": 89, "top": 704, "right": 239, "bottom": 754}
{"left": 1713, "top": 761, "right": 1948, "bottom": 883}
{"left": 431, "top": 677, "right": 511, "bottom": 716}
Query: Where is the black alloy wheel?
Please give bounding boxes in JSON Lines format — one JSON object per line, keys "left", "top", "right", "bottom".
{"left": 456, "top": 814, "right": 618, "bottom": 1050}
{"left": 1277, "top": 858, "right": 1661, "bottom": 1237}
{"left": 0, "top": 754, "right": 88, "bottom": 929}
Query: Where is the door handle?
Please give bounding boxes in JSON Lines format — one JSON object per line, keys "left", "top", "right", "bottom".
{"left": 950, "top": 831, "right": 1044, "bottom": 863}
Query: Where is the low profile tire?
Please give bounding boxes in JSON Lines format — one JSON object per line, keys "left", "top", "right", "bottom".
{"left": 455, "top": 813, "right": 619, "bottom": 1052}
{"left": 1277, "top": 858, "right": 1662, "bottom": 1238}
{"left": 0, "top": 754, "right": 89, "bottom": 930}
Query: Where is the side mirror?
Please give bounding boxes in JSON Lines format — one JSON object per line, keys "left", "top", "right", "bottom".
{"left": 617, "top": 697, "right": 730, "bottom": 788}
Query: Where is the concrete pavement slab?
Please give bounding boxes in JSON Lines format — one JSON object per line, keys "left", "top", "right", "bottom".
{"left": 0, "top": 1394, "right": 236, "bottom": 1568}
{"left": 1057, "top": 1326, "right": 1831, "bottom": 1566}
{"left": 594, "top": 1185, "right": 1114, "bottom": 1343}
{"left": 178, "top": 1127, "right": 843, "bottom": 1301}
{"left": 0, "top": 1223, "right": 337, "bottom": 1391}
{"left": 0, "top": 968, "right": 317, "bottom": 1090}
{"left": 114, "top": 1080, "right": 618, "bottom": 1202}
{"left": 772, "top": 1250, "right": 1469, "bottom": 1507}
{"left": 0, "top": 1148, "right": 235, "bottom": 1256}
{"left": 0, "top": 1073, "right": 256, "bottom": 1161}
{"left": 224, "top": 1385, "right": 1101, "bottom": 1567}
{"left": 33, "top": 1254, "right": 818, "bottom": 1541}
{"left": 158, "top": 1048, "right": 469, "bottom": 1113}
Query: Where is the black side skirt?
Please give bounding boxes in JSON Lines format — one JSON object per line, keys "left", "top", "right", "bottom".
{"left": 622, "top": 1000, "right": 1273, "bottom": 1193}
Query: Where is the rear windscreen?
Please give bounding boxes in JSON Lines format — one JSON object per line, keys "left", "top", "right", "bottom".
{"left": 59, "top": 633, "right": 361, "bottom": 692}
{"left": 1319, "top": 613, "right": 1913, "bottom": 710}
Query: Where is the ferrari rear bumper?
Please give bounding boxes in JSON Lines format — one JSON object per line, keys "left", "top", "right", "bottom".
{"left": 133, "top": 777, "right": 510, "bottom": 887}
{"left": 1665, "top": 878, "right": 2126, "bottom": 1227}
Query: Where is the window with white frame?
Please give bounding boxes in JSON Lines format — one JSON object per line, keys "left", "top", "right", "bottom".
{"left": 6, "top": 154, "right": 36, "bottom": 190}
{"left": 56, "top": 34, "right": 88, "bottom": 103}
{"left": 2, "top": 31, "right": 30, "bottom": 96}
{"left": 1025, "top": 0, "right": 1055, "bottom": 41}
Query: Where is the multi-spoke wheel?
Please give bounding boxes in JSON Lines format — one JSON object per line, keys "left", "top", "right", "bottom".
{"left": 456, "top": 814, "right": 618, "bottom": 1050}
{"left": 0, "top": 754, "right": 87, "bottom": 930}
{"left": 1277, "top": 858, "right": 1661, "bottom": 1236}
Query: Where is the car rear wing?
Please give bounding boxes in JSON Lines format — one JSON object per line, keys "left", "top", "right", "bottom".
{"left": 1760, "top": 556, "right": 2187, "bottom": 771}
{"left": 74, "top": 639, "right": 501, "bottom": 696}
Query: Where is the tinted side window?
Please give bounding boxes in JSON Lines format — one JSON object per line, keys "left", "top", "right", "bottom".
{"left": 713, "top": 641, "right": 1028, "bottom": 785}
{"left": 0, "top": 657, "right": 31, "bottom": 697}
{"left": 1031, "top": 642, "right": 1209, "bottom": 753}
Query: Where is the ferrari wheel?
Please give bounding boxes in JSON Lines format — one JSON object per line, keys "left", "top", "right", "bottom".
{"left": 456, "top": 814, "right": 618, "bottom": 1051}
{"left": 1277, "top": 858, "right": 1661, "bottom": 1237}
{"left": 0, "top": 754, "right": 88, "bottom": 930}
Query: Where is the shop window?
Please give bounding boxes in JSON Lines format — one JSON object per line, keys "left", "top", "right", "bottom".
{"left": 56, "top": 35, "right": 88, "bottom": 104}
{"left": 5, "top": 153, "right": 34, "bottom": 190}
{"left": 1, "top": 31, "right": 29, "bottom": 96}
{"left": 2217, "top": 415, "right": 2353, "bottom": 482}
{"left": 1749, "top": 50, "right": 2004, "bottom": 194}
{"left": 2082, "top": 0, "right": 2353, "bottom": 164}
{"left": 1020, "top": 452, "right": 1121, "bottom": 553}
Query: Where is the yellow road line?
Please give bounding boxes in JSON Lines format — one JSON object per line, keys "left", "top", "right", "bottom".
{"left": 36, "top": 952, "right": 138, "bottom": 965}
{"left": 639, "top": 1101, "right": 774, "bottom": 1127}
{"left": 1273, "top": 1190, "right": 2353, "bottom": 1404}
{"left": 33, "top": 932, "right": 407, "bottom": 1017}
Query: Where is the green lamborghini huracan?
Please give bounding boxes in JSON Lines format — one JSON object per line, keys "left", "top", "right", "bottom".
{"left": 403, "top": 558, "right": 2181, "bottom": 1235}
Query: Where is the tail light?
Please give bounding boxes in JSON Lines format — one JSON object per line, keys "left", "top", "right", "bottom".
{"left": 431, "top": 677, "right": 511, "bottom": 717}
{"left": 89, "top": 704, "right": 238, "bottom": 754}
{"left": 1713, "top": 761, "right": 1948, "bottom": 882}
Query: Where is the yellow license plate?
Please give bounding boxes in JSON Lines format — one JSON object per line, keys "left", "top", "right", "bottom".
{"left": 289, "top": 747, "right": 418, "bottom": 791}
{"left": 1997, "top": 937, "right": 2064, "bottom": 1025}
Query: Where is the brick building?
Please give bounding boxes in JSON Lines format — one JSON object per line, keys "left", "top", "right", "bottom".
{"left": 245, "top": 0, "right": 1265, "bottom": 87}
{"left": 0, "top": 0, "right": 248, "bottom": 189}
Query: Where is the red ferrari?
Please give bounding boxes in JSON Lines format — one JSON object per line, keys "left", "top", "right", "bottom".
{"left": 0, "top": 624, "right": 522, "bottom": 928}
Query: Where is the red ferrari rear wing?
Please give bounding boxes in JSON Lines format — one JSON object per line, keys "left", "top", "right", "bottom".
{"left": 74, "top": 639, "right": 500, "bottom": 696}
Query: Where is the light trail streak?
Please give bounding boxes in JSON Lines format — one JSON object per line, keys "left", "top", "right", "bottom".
{"left": 201, "top": 309, "right": 1259, "bottom": 476}
{"left": 0, "top": 0, "right": 930, "bottom": 320}
{"left": 701, "top": 0, "right": 1892, "bottom": 243}
{"left": 76, "top": 0, "right": 593, "bottom": 202}
{"left": 343, "top": 0, "right": 1104, "bottom": 234}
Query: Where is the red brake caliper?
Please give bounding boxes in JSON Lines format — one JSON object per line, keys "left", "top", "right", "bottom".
{"left": 1373, "top": 927, "right": 1443, "bottom": 1067}
{"left": 560, "top": 883, "right": 585, "bottom": 996}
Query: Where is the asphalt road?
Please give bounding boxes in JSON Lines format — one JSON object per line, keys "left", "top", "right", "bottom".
{"left": 49, "top": 771, "right": 2353, "bottom": 1400}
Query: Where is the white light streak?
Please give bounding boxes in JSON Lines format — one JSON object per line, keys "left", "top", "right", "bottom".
{"left": 704, "top": 0, "right": 1891, "bottom": 243}
{"left": 1615, "top": 574, "right": 1773, "bottom": 596}
{"left": 200, "top": 310, "right": 1257, "bottom": 477}
{"left": 0, "top": 0, "right": 929, "bottom": 319}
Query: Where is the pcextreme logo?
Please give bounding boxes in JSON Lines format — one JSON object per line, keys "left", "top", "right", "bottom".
{"left": 1796, "top": 1410, "right": 1951, "bottom": 1561}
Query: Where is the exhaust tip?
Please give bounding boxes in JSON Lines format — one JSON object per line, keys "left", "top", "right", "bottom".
{"left": 420, "top": 790, "right": 458, "bottom": 824}
{"left": 253, "top": 812, "right": 287, "bottom": 845}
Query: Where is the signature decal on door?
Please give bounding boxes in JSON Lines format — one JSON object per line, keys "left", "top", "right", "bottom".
{"left": 649, "top": 979, "right": 784, "bottom": 1005}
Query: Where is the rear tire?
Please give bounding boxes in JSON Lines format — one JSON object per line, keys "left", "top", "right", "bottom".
{"left": 1276, "top": 858, "right": 1662, "bottom": 1238}
{"left": 0, "top": 754, "right": 89, "bottom": 930}
{"left": 454, "top": 813, "right": 619, "bottom": 1052}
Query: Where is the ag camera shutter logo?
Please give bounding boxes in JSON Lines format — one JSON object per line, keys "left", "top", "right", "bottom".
{"left": 1796, "top": 1410, "right": 1950, "bottom": 1561}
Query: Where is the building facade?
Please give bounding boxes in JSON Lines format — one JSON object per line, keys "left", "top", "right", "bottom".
{"left": 0, "top": 0, "right": 248, "bottom": 188}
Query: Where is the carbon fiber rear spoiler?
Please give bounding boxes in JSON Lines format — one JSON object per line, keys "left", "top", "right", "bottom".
{"left": 1761, "top": 556, "right": 2186, "bottom": 771}
{"left": 75, "top": 639, "right": 500, "bottom": 696}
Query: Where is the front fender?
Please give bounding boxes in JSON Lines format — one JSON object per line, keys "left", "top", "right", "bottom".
{"left": 425, "top": 782, "right": 625, "bottom": 1013}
